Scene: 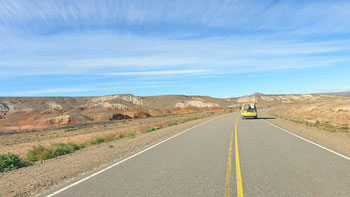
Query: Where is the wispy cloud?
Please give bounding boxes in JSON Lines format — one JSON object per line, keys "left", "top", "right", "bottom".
{"left": 1, "top": 0, "right": 350, "bottom": 36}
{"left": 10, "top": 83, "right": 174, "bottom": 96}
{"left": 1, "top": 1, "right": 350, "bottom": 96}
{"left": 1, "top": 32, "right": 349, "bottom": 77}
{"left": 12, "top": 87, "right": 107, "bottom": 95}
{"left": 100, "top": 69, "right": 210, "bottom": 76}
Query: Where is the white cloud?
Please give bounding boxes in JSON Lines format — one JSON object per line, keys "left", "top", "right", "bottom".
{"left": 1, "top": 31, "right": 350, "bottom": 78}
{"left": 1, "top": 0, "right": 350, "bottom": 35}
{"left": 1, "top": 1, "right": 350, "bottom": 97}
{"left": 12, "top": 87, "right": 105, "bottom": 95}
{"left": 0, "top": 0, "right": 350, "bottom": 94}
{"left": 10, "top": 83, "right": 173, "bottom": 96}
{"left": 100, "top": 69, "right": 210, "bottom": 76}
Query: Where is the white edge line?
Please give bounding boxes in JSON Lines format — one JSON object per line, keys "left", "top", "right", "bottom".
{"left": 262, "top": 119, "right": 350, "bottom": 161}
{"left": 46, "top": 114, "right": 225, "bottom": 197}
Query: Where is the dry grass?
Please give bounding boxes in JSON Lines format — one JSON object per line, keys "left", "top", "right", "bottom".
{"left": 0, "top": 111, "right": 224, "bottom": 173}
{"left": 271, "top": 112, "right": 349, "bottom": 133}
{"left": 284, "top": 98, "right": 350, "bottom": 126}
{"left": 0, "top": 112, "right": 221, "bottom": 157}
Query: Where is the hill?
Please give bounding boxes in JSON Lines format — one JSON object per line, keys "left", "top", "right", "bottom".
{"left": 0, "top": 93, "right": 337, "bottom": 129}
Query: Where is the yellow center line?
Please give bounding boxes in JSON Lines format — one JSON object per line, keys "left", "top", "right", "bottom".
{"left": 224, "top": 119, "right": 234, "bottom": 197}
{"left": 235, "top": 117, "right": 244, "bottom": 197}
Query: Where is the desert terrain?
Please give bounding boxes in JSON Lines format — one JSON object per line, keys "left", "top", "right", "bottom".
{"left": 0, "top": 93, "right": 349, "bottom": 196}
{"left": 1, "top": 93, "right": 349, "bottom": 157}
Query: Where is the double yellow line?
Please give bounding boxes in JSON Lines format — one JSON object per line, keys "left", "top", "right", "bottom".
{"left": 225, "top": 117, "right": 244, "bottom": 197}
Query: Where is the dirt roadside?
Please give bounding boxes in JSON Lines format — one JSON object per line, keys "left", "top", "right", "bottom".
{"left": 0, "top": 112, "right": 218, "bottom": 157}
{"left": 0, "top": 113, "right": 225, "bottom": 197}
{"left": 259, "top": 107, "right": 350, "bottom": 156}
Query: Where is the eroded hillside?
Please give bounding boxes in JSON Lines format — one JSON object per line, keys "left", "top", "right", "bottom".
{"left": 0, "top": 93, "right": 339, "bottom": 130}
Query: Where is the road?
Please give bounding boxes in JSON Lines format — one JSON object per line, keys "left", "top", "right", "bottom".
{"left": 45, "top": 113, "right": 350, "bottom": 197}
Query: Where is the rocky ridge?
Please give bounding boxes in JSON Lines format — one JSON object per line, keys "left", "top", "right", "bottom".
{"left": 0, "top": 93, "right": 336, "bottom": 129}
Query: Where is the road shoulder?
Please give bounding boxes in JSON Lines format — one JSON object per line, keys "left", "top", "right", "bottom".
{"left": 259, "top": 107, "right": 350, "bottom": 156}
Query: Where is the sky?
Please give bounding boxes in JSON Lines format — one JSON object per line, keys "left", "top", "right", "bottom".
{"left": 1, "top": 0, "right": 350, "bottom": 98}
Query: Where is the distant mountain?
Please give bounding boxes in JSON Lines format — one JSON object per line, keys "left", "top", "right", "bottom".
{"left": 228, "top": 93, "right": 331, "bottom": 103}
{"left": 324, "top": 91, "right": 350, "bottom": 97}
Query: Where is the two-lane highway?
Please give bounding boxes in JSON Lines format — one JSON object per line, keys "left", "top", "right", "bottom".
{"left": 45, "top": 113, "right": 350, "bottom": 197}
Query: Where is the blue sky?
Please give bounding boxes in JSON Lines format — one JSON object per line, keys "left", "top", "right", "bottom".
{"left": 1, "top": 0, "right": 350, "bottom": 98}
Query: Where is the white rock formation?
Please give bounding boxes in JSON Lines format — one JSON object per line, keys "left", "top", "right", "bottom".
{"left": 175, "top": 100, "right": 219, "bottom": 108}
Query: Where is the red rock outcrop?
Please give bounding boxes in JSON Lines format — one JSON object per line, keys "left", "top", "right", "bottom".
{"left": 37, "top": 109, "right": 62, "bottom": 116}
{"left": 170, "top": 107, "right": 195, "bottom": 114}
{"left": 134, "top": 111, "right": 151, "bottom": 118}
{"left": 210, "top": 107, "right": 225, "bottom": 111}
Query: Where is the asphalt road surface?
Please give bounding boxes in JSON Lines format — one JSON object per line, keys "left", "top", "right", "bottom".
{"left": 45, "top": 113, "right": 350, "bottom": 197}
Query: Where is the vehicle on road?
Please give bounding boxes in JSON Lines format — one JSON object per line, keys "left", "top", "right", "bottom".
{"left": 241, "top": 103, "right": 258, "bottom": 119}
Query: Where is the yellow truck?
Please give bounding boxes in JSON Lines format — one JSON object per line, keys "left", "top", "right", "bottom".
{"left": 241, "top": 103, "right": 258, "bottom": 119}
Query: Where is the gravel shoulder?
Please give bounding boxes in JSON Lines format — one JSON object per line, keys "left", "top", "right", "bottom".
{"left": 259, "top": 107, "right": 350, "bottom": 156}
{"left": 0, "top": 112, "right": 225, "bottom": 197}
